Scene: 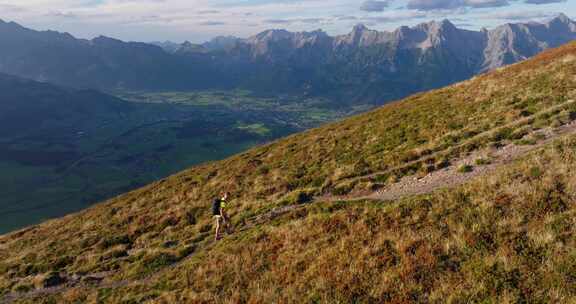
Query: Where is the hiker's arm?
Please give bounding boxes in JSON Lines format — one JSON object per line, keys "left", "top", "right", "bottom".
{"left": 220, "top": 208, "right": 228, "bottom": 221}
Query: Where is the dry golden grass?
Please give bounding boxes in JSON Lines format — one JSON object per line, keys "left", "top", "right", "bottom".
{"left": 121, "top": 136, "right": 576, "bottom": 303}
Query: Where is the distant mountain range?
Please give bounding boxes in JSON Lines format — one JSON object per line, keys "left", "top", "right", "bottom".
{"left": 0, "top": 20, "right": 228, "bottom": 91}
{"left": 0, "top": 14, "right": 575, "bottom": 104}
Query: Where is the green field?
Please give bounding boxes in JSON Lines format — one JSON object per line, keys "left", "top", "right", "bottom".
{"left": 112, "top": 90, "right": 358, "bottom": 129}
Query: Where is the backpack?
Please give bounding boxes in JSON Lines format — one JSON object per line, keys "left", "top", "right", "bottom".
{"left": 211, "top": 198, "right": 221, "bottom": 216}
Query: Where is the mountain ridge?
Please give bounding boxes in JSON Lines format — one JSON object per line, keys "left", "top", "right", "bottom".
{"left": 223, "top": 15, "right": 575, "bottom": 71}
{"left": 0, "top": 14, "right": 574, "bottom": 104}
{"left": 184, "top": 14, "right": 576, "bottom": 102}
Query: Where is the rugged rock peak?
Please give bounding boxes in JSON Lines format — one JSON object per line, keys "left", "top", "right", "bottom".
{"left": 176, "top": 41, "right": 207, "bottom": 53}
{"left": 481, "top": 22, "right": 540, "bottom": 72}
{"left": 420, "top": 19, "right": 457, "bottom": 35}
{"left": 352, "top": 23, "right": 369, "bottom": 33}
{"left": 149, "top": 41, "right": 182, "bottom": 53}
{"left": 304, "top": 29, "right": 329, "bottom": 39}
{"left": 391, "top": 25, "right": 425, "bottom": 49}
{"left": 246, "top": 29, "right": 329, "bottom": 52}
{"left": 547, "top": 13, "right": 576, "bottom": 31}
{"left": 410, "top": 19, "right": 459, "bottom": 49}
{"left": 296, "top": 30, "right": 329, "bottom": 40}
{"left": 291, "top": 30, "right": 329, "bottom": 46}
{"left": 440, "top": 19, "right": 457, "bottom": 31}
{"left": 202, "top": 36, "right": 242, "bottom": 51}
{"left": 395, "top": 25, "right": 410, "bottom": 36}
{"left": 92, "top": 35, "right": 123, "bottom": 45}
{"left": 350, "top": 24, "right": 369, "bottom": 38}
{"left": 551, "top": 13, "right": 572, "bottom": 24}
{"left": 335, "top": 23, "right": 386, "bottom": 46}
{"left": 250, "top": 29, "right": 292, "bottom": 42}
{"left": 494, "top": 23, "right": 520, "bottom": 36}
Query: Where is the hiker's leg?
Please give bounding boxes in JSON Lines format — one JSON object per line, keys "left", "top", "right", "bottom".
{"left": 214, "top": 217, "right": 221, "bottom": 240}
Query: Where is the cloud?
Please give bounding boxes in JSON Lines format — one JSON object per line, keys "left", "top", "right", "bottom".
{"left": 45, "top": 11, "right": 79, "bottom": 18}
{"left": 407, "top": 0, "right": 510, "bottom": 10}
{"left": 466, "top": 0, "right": 510, "bottom": 8}
{"left": 263, "top": 17, "right": 326, "bottom": 25}
{"left": 198, "top": 20, "right": 226, "bottom": 26}
{"left": 407, "top": 0, "right": 461, "bottom": 10}
{"left": 479, "top": 10, "right": 556, "bottom": 20}
{"left": 197, "top": 10, "right": 220, "bottom": 14}
{"left": 360, "top": 0, "right": 392, "bottom": 12}
{"left": 264, "top": 18, "right": 291, "bottom": 24}
{"left": 360, "top": 10, "right": 427, "bottom": 24}
{"left": 524, "top": 0, "right": 567, "bottom": 4}
{"left": 0, "top": 3, "right": 27, "bottom": 12}
{"left": 335, "top": 15, "right": 358, "bottom": 21}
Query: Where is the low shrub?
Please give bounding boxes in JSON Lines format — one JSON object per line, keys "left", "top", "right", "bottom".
{"left": 474, "top": 158, "right": 491, "bottom": 166}
{"left": 98, "top": 235, "right": 131, "bottom": 250}
{"left": 457, "top": 164, "right": 473, "bottom": 173}
{"left": 142, "top": 252, "right": 178, "bottom": 273}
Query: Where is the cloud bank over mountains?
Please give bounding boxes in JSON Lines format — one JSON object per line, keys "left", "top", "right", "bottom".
{"left": 0, "top": 0, "right": 571, "bottom": 42}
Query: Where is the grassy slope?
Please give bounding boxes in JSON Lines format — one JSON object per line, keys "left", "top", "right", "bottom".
{"left": 0, "top": 42, "right": 576, "bottom": 303}
{"left": 109, "top": 132, "right": 576, "bottom": 304}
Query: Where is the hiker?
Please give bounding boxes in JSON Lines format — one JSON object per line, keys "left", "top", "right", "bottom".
{"left": 212, "top": 191, "right": 232, "bottom": 241}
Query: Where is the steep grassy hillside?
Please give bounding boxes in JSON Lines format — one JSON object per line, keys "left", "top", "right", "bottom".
{"left": 1, "top": 42, "right": 576, "bottom": 303}
{"left": 32, "top": 130, "right": 576, "bottom": 304}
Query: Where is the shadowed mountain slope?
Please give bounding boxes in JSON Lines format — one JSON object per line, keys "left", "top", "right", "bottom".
{"left": 0, "top": 73, "right": 133, "bottom": 136}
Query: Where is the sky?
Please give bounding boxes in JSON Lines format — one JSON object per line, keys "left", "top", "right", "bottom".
{"left": 0, "top": 0, "right": 573, "bottom": 43}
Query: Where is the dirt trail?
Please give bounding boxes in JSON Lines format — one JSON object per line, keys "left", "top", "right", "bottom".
{"left": 4, "top": 117, "right": 576, "bottom": 304}
{"left": 337, "top": 99, "right": 576, "bottom": 187}
{"left": 322, "top": 120, "right": 576, "bottom": 203}
{"left": 2, "top": 242, "right": 224, "bottom": 303}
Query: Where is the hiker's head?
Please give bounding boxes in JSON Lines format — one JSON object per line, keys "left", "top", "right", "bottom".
{"left": 221, "top": 191, "right": 230, "bottom": 200}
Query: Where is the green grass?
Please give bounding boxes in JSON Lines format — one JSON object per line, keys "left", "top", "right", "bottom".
{"left": 474, "top": 158, "right": 491, "bottom": 165}
{"left": 458, "top": 164, "right": 474, "bottom": 173}
{"left": 10, "top": 134, "right": 576, "bottom": 303}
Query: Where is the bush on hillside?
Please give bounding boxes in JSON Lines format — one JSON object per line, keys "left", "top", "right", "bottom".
{"left": 458, "top": 164, "right": 473, "bottom": 173}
